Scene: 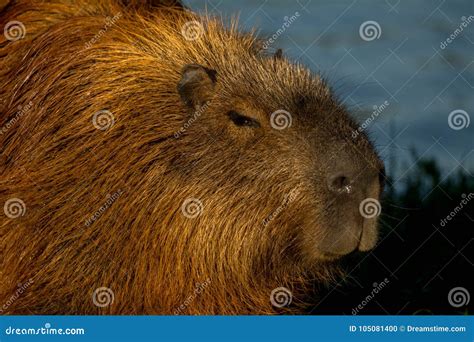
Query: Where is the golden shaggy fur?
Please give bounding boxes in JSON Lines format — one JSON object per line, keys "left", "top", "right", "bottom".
{"left": 0, "top": 0, "right": 380, "bottom": 314}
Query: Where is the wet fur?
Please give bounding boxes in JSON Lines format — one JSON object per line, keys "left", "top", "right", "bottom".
{"left": 0, "top": 0, "right": 375, "bottom": 314}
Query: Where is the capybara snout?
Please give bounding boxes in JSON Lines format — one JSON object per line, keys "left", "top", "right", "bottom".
{"left": 0, "top": 0, "right": 383, "bottom": 314}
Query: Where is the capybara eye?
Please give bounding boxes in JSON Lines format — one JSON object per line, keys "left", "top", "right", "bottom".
{"left": 227, "top": 110, "right": 260, "bottom": 128}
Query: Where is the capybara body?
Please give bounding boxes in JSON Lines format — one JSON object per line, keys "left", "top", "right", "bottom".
{"left": 0, "top": 0, "right": 384, "bottom": 314}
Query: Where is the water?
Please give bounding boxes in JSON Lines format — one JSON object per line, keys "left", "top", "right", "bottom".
{"left": 184, "top": 0, "right": 474, "bottom": 183}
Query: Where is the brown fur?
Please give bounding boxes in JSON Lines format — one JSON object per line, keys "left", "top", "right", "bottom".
{"left": 0, "top": 0, "right": 383, "bottom": 314}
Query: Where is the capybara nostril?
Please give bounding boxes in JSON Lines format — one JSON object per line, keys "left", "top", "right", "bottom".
{"left": 0, "top": 0, "right": 385, "bottom": 315}
{"left": 327, "top": 173, "right": 353, "bottom": 194}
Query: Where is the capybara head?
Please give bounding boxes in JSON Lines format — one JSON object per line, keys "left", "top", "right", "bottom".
{"left": 0, "top": 0, "right": 384, "bottom": 314}
{"left": 176, "top": 58, "right": 384, "bottom": 263}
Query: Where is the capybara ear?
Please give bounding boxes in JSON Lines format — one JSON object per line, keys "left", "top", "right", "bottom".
{"left": 274, "top": 48, "right": 283, "bottom": 60}
{"left": 177, "top": 64, "right": 217, "bottom": 109}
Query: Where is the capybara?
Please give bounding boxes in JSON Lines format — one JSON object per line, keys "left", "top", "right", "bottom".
{"left": 0, "top": 0, "right": 384, "bottom": 314}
